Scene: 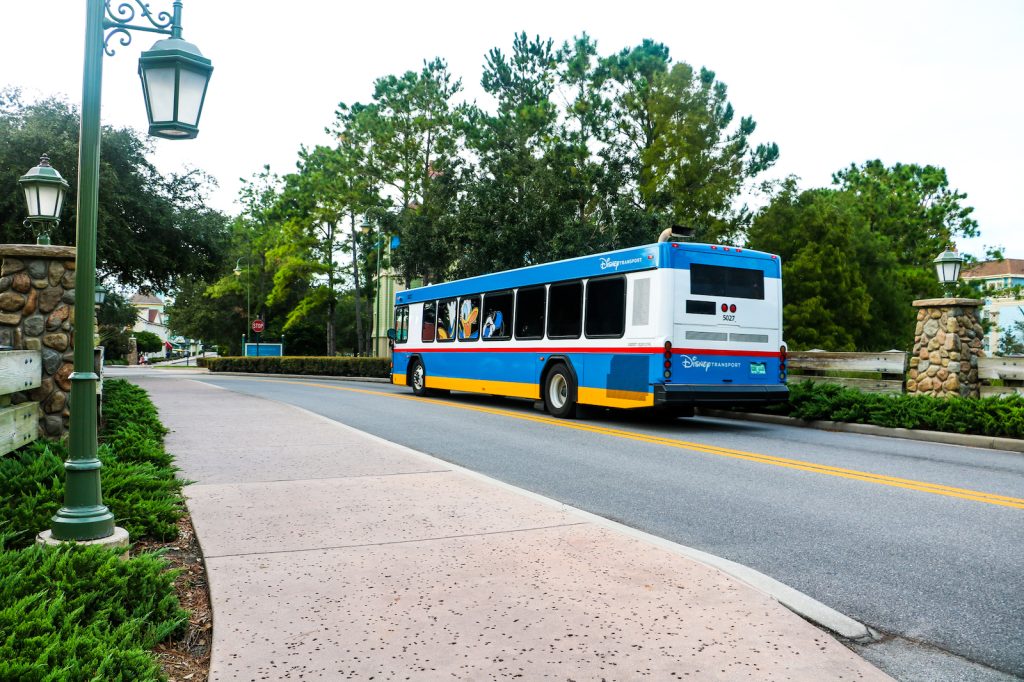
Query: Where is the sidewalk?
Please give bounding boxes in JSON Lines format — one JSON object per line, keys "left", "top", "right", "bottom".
{"left": 133, "top": 375, "right": 890, "bottom": 681}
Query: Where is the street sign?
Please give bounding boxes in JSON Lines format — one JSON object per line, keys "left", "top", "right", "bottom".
{"left": 251, "top": 318, "right": 265, "bottom": 334}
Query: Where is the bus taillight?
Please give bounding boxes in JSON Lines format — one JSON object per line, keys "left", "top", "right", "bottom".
{"left": 664, "top": 340, "right": 672, "bottom": 351}
{"left": 729, "top": 304, "right": 736, "bottom": 313}
{"left": 721, "top": 303, "right": 728, "bottom": 312}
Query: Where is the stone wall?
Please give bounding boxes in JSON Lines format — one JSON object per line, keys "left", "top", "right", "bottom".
{"left": 0, "top": 245, "right": 77, "bottom": 437}
{"left": 907, "top": 298, "right": 984, "bottom": 398}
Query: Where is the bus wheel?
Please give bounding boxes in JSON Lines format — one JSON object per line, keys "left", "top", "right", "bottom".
{"left": 544, "top": 363, "right": 577, "bottom": 419}
{"left": 409, "top": 359, "right": 428, "bottom": 397}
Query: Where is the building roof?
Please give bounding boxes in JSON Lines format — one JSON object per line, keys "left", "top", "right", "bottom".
{"left": 962, "top": 259, "right": 1024, "bottom": 279}
{"left": 130, "top": 292, "right": 164, "bottom": 305}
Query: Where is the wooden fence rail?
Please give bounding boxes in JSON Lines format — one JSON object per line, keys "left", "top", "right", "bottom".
{"left": 0, "top": 350, "right": 41, "bottom": 456}
{"left": 978, "top": 356, "right": 1024, "bottom": 396}
{"left": 787, "top": 350, "right": 1024, "bottom": 397}
{"left": 787, "top": 350, "right": 907, "bottom": 394}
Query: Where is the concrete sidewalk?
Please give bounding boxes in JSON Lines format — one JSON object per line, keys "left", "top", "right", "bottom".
{"left": 133, "top": 376, "right": 890, "bottom": 681}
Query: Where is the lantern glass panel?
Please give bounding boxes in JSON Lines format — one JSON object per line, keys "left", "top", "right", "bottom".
{"left": 145, "top": 67, "right": 178, "bottom": 122}
{"left": 177, "top": 69, "right": 208, "bottom": 126}
{"left": 38, "top": 184, "right": 61, "bottom": 219}
{"left": 23, "top": 187, "right": 35, "bottom": 217}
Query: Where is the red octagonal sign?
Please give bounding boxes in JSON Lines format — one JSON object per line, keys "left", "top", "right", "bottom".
{"left": 251, "top": 319, "right": 265, "bottom": 334}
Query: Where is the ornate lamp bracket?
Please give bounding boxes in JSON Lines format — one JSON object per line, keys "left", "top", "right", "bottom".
{"left": 102, "top": 0, "right": 181, "bottom": 56}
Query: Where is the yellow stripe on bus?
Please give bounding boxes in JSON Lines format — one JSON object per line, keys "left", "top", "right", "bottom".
{"left": 392, "top": 373, "right": 407, "bottom": 386}
{"left": 427, "top": 375, "right": 541, "bottom": 400}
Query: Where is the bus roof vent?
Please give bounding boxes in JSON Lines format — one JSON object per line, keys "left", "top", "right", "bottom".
{"left": 658, "top": 225, "right": 696, "bottom": 243}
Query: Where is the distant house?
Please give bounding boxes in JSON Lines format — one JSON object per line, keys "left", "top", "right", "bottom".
{"left": 130, "top": 290, "right": 169, "bottom": 344}
{"left": 962, "top": 260, "right": 1024, "bottom": 353}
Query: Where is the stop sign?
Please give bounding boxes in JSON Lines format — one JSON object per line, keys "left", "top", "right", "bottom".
{"left": 251, "top": 318, "right": 265, "bottom": 334}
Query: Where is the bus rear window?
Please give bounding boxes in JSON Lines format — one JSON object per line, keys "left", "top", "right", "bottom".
{"left": 690, "top": 263, "right": 764, "bottom": 300}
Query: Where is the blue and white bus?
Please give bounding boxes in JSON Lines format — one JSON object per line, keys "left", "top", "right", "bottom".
{"left": 390, "top": 240, "right": 788, "bottom": 418}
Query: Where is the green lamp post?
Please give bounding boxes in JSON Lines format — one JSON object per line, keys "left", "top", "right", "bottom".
{"left": 19, "top": 155, "right": 69, "bottom": 245}
{"left": 48, "top": 0, "right": 213, "bottom": 543}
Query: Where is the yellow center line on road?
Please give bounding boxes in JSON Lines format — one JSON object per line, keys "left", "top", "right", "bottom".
{"left": 235, "top": 377, "right": 1024, "bottom": 511}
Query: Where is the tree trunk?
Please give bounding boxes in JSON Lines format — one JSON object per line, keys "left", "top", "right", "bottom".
{"left": 350, "top": 213, "right": 365, "bottom": 356}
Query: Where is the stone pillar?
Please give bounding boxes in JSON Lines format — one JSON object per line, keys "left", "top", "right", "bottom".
{"left": 0, "top": 245, "right": 77, "bottom": 437}
{"left": 907, "top": 298, "right": 984, "bottom": 398}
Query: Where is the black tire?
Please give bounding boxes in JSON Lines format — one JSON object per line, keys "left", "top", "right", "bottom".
{"left": 543, "top": 363, "right": 577, "bottom": 418}
{"left": 409, "top": 359, "right": 428, "bottom": 397}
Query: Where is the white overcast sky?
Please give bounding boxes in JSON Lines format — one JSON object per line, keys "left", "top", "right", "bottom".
{"left": 2, "top": 0, "right": 1021, "bottom": 258}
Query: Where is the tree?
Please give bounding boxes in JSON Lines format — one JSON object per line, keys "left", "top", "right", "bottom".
{"left": 997, "top": 313, "right": 1024, "bottom": 356}
{"left": 134, "top": 330, "right": 163, "bottom": 354}
{"left": 747, "top": 181, "right": 876, "bottom": 350}
{"left": 0, "top": 89, "right": 230, "bottom": 289}
{"left": 749, "top": 162, "right": 981, "bottom": 351}
{"left": 601, "top": 42, "right": 778, "bottom": 244}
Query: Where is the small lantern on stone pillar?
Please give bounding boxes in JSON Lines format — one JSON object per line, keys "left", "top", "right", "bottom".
{"left": 933, "top": 248, "right": 963, "bottom": 293}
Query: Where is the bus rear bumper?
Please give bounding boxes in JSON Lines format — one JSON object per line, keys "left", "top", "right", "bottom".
{"left": 653, "top": 383, "right": 789, "bottom": 407}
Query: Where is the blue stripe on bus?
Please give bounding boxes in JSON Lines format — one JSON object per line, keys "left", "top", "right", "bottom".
{"left": 396, "top": 242, "right": 780, "bottom": 305}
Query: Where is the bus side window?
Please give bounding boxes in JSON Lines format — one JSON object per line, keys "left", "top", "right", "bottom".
{"left": 548, "top": 281, "right": 583, "bottom": 339}
{"left": 458, "top": 295, "right": 481, "bottom": 340}
{"left": 394, "top": 305, "right": 409, "bottom": 343}
{"left": 515, "top": 286, "right": 546, "bottom": 340}
{"left": 437, "top": 298, "right": 457, "bottom": 342}
{"left": 421, "top": 301, "right": 436, "bottom": 343}
{"left": 482, "top": 290, "right": 513, "bottom": 340}
{"left": 585, "top": 276, "right": 625, "bottom": 338}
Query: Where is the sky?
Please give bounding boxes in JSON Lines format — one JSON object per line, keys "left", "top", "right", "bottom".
{"left": 2, "top": 0, "right": 1021, "bottom": 258}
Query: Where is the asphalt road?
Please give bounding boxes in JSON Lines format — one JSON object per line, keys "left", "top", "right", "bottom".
{"left": 172, "top": 373, "right": 1023, "bottom": 680}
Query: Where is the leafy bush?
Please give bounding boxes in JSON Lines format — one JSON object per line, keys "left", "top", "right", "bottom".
{"left": 0, "top": 543, "right": 186, "bottom": 681}
{"left": 0, "top": 378, "right": 187, "bottom": 680}
{"left": 202, "top": 355, "right": 391, "bottom": 377}
{"left": 134, "top": 331, "right": 164, "bottom": 354}
{"left": 745, "top": 381, "right": 1024, "bottom": 439}
{"left": 0, "top": 380, "right": 183, "bottom": 549}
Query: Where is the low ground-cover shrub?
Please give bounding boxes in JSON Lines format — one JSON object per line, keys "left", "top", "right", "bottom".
{"left": 742, "top": 381, "right": 1024, "bottom": 439}
{"left": 0, "top": 380, "right": 184, "bottom": 549}
{"left": 0, "top": 378, "right": 188, "bottom": 680}
{"left": 0, "top": 543, "right": 186, "bottom": 681}
{"left": 202, "top": 355, "right": 390, "bottom": 377}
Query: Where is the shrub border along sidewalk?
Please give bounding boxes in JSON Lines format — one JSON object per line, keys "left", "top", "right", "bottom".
{"left": 731, "top": 380, "right": 1024, "bottom": 441}
{"left": 0, "top": 379, "right": 189, "bottom": 681}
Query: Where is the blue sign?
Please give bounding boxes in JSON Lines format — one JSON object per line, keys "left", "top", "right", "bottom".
{"left": 245, "top": 343, "right": 283, "bottom": 357}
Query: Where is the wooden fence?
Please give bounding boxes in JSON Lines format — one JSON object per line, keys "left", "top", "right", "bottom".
{"left": 787, "top": 350, "right": 1024, "bottom": 396}
{"left": 0, "top": 350, "right": 41, "bottom": 456}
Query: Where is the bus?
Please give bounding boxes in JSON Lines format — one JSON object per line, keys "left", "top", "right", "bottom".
{"left": 389, "top": 240, "right": 788, "bottom": 418}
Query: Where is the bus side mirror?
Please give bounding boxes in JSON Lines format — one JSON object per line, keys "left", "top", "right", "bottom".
{"left": 386, "top": 329, "right": 397, "bottom": 341}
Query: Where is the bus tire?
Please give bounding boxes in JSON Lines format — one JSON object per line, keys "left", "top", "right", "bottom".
{"left": 543, "top": 363, "right": 577, "bottom": 419}
{"left": 409, "top": 359, "right": 428, "bottom": 397}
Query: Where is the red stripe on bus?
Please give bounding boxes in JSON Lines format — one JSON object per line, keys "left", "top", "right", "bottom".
{"left": 394, "top": 346, "right": 780, "bottom": 358}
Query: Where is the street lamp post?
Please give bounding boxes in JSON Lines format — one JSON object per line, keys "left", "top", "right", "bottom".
{"left": 360, "top": 218, "right": 383, "bottom": 356}
{"left": 234, "top": 257, "right": 251, "bottom": 356}
{"left": 45, "top": 0, "right": 213, "bottom": 544}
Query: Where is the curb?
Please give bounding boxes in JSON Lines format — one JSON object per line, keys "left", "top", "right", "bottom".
{"left": 698, "top": 409, "right": 1024, "bottom": 454}
{"left": 206, "top": 381, "right": 880, "bottom": 644}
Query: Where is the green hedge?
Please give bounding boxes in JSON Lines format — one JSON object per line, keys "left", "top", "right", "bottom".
{"left": 743, "top": 381, "right": 1024, "bottom": 439}
{"left": 201, "top": 355, "right": 391, "bottom": 378}
{"left": 0, "top": 378, "right": 187, "bottom": 680}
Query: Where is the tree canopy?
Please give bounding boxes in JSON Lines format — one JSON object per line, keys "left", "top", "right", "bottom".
{"left": 0, "top": 88, "right": 229, "bottom": 290}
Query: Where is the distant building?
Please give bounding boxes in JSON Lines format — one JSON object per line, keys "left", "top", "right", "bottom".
{"left": 130, "top": 290, "right": 169, "bottom": 344}
{"left": 962, "top": 260, "right": 1024, "bottom": 353}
